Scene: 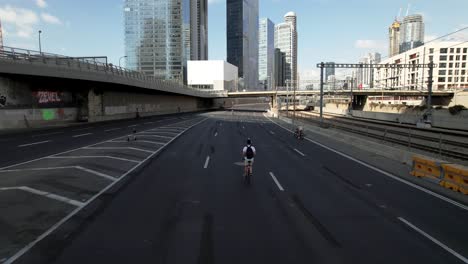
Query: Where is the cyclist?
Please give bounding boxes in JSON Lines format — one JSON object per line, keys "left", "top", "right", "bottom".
{"left": 294, "top": 125, "right": 304, "bottom": 139}
{"left": 242, "top": 138, "right": 256, "bottom": 176}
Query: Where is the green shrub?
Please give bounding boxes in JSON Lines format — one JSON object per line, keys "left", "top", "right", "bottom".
{"left": 448, "top": 105, "right": 466, "bottom": 115}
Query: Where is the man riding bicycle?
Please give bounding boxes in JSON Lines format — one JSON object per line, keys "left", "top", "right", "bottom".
{"left": 242, "top": 138, "right": 256, "bottom": 177}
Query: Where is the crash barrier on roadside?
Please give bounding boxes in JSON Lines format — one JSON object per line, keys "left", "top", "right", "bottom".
{"left": 410, "top": 156, "right": 444, "bottom": 181}
{"left": 410, "top": 155, "right": 468, "bottom": 195}
{"left": 440, "top": 164, "right": 468, "bottom": 195}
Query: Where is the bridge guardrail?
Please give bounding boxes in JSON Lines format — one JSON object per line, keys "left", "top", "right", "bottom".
{"left": 0, "top": 46, "right": 227, "bottom": 98}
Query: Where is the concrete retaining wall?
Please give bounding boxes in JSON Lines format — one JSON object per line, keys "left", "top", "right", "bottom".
{"left": 88, "top": 90, "right": 211, "bottom": 122}
{"left": 0, "top": 108, "right": 78, "bottom": 129}
{"left": 351, "top": 109, "right": 468, "bottom": 130}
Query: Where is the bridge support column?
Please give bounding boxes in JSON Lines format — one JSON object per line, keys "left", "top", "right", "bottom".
{"left": 88, "top": 88, "right": 104, "bottom": 122}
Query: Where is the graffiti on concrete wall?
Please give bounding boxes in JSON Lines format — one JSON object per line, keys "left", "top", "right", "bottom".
{"left": 33, "top": 91, "right": 62, "bottom": 104}
{"left": 0, "top": 94, "right": 6, "bottom": 107}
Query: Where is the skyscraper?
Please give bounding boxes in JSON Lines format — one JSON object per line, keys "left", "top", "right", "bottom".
{"left": 274, "top": 48, "right": 286, "bottom": 88}
{"left": 356, "top": 52, "right": 381, "bottom": 89}
{"left": 227, "top": 0, "right": 259, "bottom": 90}
{"left": 259, "top": 18, "right": 275, "bottom": 90}
{"left": 400, "top": 14, "right": 424, "bottom": 53}
{"left": 389, "top": 20, "right": 401, "bottom": 57}
{"left": 274, "top": 12, "right": 298, "bottom": 87}
{"left": 124, "top": 0, "right": 207, "bottom": 83}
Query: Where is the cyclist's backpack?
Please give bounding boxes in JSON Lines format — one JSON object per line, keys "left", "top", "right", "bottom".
{"left": 246, "top": 146, "right": 254, "bottom": 159}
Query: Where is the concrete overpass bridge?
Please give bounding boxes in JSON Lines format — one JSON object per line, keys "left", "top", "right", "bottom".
{"left": 0, "top": 46, "right": 227, "bottom": 129}
{"left": 227, "top": 90, "right": 454, "bottom": 98}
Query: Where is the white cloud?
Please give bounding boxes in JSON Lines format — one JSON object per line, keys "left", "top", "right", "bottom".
{"left": 0, "top": 5, "right": 39, "bottom": 38}
{"left": 354, "top": 40, "right": 383, "bottom": 49}
{"left": 41, "top": 13, "right": 62, "bottom": 25}
{"left": 36, "top": 0, "right": 47, "bottom": 8}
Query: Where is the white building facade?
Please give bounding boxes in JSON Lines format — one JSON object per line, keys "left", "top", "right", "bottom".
{"left": 274, "top": 12, "right": 298, "bottom": 87}
{"left": 187, "top": 60, "right": 238, "bottom": 91}
{"left": 356, "top": 53, "right": 381, "bottom": 89}
{"left": 375, "top": 42, "right": 468, "bottom": 90}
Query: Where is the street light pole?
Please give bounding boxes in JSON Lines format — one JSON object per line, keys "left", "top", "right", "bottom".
{"left": 320, "top": 62, "right": 324, "bottom": 124}
{"left": 38, "top": 30, "right": 42, "bottom": 54}
{"left": 119, "top": 56, "right": 128, "bottom": 68}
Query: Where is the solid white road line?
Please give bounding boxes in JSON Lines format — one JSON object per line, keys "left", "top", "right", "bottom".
{"left": 136, "top": 134, "right": 172, "bottom": 139}
{"left": 0, "top": 186, "right": 85, "bottom": 207}
{"left": 105, "top": 128, "right": 122, "bottom": 132}
{"left": 144, "top": 122, "right": 155, "bottom": 125}
{"left": 214, "top": 132, "right": 218, "bottom": 137}
{"left": 0, "top": 165, "right": 117, "bottom": 182}
{"left": 294, "top": 148, "right": 306, "bottom": 157}
{"left": 111, "top": 140, "right": 165, "bottom": 145}
{"left": 204, "top": 156, "right": 210, "bottom": 169}
{"left": 398, "top": 217, "right": 468, "bottom": 263}
{"left": 72, "top": 133, "right": 93, "bottom": 138}
{"left": 128, "top": 124, "right": 139, "bottom": 128}
{"left": 32, "top": 132, "right": 63, "bottom": 138}
{"left": 18, "top": 140, "right": 51, "bottom": 148}
{"left": 47, "top": 155, "right": 140, "bottom": 163}
{"left": 2, "top": 118, "right": 207, "bottom": 264}
{"left": 270, "top": 131, "right": 275, "bottom": 135}
{"left": 265, "top": 115, "right": 468, "bottom": 212}
{"left": 72, "top": 127, "right": 93, "bottom": 132}
{"left": 83, "top": 147, "right": 154, "bottom": 154}
{"left": 269, "top": 172, "right": 284, "bottom": 191}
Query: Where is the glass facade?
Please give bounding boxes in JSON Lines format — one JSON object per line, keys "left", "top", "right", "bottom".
{"left": 274, "top": 12, "right": 297, "bottom": 86}
{"left": 227, "top": 0, "right": 258, "bottom": 90}
{"left": 124, "top": 0, "right": 207, "bottom": 82}
{"left": 259, "top": 18, "right": 274, "bottom": 89}
{"left": 400, "top": 14, "right": 424, "bottom": 53}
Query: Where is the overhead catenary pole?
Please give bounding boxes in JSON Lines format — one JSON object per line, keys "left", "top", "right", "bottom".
{"left": 426, "top": 61, "right": 434, "bottom": 122}
{"left": 320, "top": 62, "right": 324, "bottom": 124}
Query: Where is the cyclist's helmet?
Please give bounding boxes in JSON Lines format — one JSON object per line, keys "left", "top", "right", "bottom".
{"left": 247, "top": 138, "right": 252, "bottom": 145}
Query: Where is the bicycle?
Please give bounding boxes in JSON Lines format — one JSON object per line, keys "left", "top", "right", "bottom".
{"left": 244, "top": 160, "right": 253, "bottom": 185}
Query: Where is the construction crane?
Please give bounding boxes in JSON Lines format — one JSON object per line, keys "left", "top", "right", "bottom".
{"left": 0, "top": 19, "right": 4, "bottom": 50}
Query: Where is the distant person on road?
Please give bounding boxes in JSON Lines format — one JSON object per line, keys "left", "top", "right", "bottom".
{"left": 242, "top": 138, "right": 256, "bottom": 175}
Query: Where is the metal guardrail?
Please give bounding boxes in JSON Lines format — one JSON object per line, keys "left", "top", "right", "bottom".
{"left": 0, "top": 46, "right": 227, "bottom": 98}
{"left": 287, "top": 111, "right": 468, "bottom": 161}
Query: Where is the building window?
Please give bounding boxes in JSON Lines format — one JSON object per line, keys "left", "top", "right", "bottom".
{"left": 439, "top": 70, "right": 446, "bottom": 75}
{"left": 429, "top": 48, "right": 434, "bottom": 54}
{"left": 462, "top": 70, "right": 466, "bottom": 75}
{"left": 463, "top": 63, "right": 466, "bottom": 68}
{"left": 440, "top": 48, "right": 448, "bottom": 54}
{"left": 455, "top": 70, "right": 459, "bottom": 75}
{"left": 449, "top": 63, "right": 453, "bottom": 68}
{"left": 440, "top": 55, "right": 447, "bottom": 61}
{"left": 456, "top": 55, "right": 460, "bottom": 60}
{"left": 456, "top": 63, "right": 460, "bottom": 67}
{"left": 463, "top": 55, "right": 467, "bottom": 60}
{"left": 438, "top": 77, "right": 445, "bottom": 82}
{"left": 449, "top": 70, "right": 453, "bottom": 75}
{"left": 439, "top": 63, "right": 446, "bottom": 68}
{"left": 450, "top": 48, "right": 455, "bottom": 53}
{"left": 450, "top": 55, "right": 454, "bottom": 61}
{"left": 429, "top": 56, "right": 433, "bottom": 62}
{"left": 448, "top": 77, "right": 453, "bottom": 82}
{"left": 462, "top": 77, "right": 466, "bottom": 82}
{"left": 457, "top": 48, "right": 461, "bottom": 53}
{"left": 464, "top": 48, "right": 468, "bottom": 53}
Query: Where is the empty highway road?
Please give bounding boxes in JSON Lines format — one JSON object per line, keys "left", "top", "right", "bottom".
{"left": 1, "top": 111, "right": 467, "bottom": 264}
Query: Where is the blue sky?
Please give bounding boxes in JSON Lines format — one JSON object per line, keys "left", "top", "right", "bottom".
{"left": 0, "top": 0, "right": 467, "bottom": 80}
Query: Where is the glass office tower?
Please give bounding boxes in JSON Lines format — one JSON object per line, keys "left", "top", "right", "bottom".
{"left": 227, "top": 0, "right": 259, "bottom": 90}
{"left": 259, "top": 18, "right": 275, "bottom": 90}
{"left": 124, "top": 0, "right": 207, "bottom": 82}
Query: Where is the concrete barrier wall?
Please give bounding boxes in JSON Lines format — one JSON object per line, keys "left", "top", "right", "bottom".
{"left": 0, "top": 108, "right": 78, "bottom": 129}
{"left": 351, "top": 109, "right": 468, "bottom": 130}
{"left": 88, "top": 90, "right": 211, "bottom": 122}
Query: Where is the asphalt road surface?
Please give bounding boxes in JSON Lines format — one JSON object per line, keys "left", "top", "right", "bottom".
{"left": 1, "top": 111, "right": 468, "bottom": 264}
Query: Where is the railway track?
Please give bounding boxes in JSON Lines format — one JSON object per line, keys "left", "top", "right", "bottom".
{"left": 289, "top": 112, "right": 468, "bottom": 161}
